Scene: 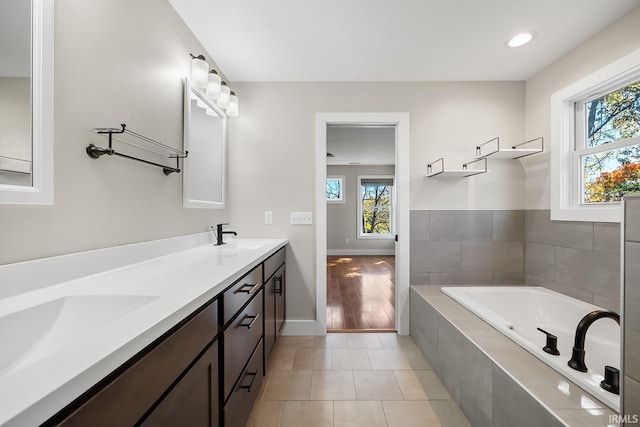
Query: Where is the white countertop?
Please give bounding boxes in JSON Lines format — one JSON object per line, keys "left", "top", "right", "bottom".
{"left": 0, "top": 237, "right": 288, "bottom": 426}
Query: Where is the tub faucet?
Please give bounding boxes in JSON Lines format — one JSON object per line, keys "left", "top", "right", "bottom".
{"left": 213, "top": 223, "right": 237, "bottom": 246}
{"left": 567, "top": 310, "right": 620, "bottom": 372}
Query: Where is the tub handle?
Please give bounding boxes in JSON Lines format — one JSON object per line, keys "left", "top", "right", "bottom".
{"left": 536, "top": 327, "right": 560, "bottom": 356}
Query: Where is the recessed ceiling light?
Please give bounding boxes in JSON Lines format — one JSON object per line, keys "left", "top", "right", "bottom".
{"left": 506, "top": 32, "right": 535, "bottom": 48}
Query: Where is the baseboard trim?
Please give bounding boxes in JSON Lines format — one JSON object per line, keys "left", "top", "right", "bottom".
{"left": 327, "top": 249, "right": 395, "bottom": 256}
{"left": 281, "top": 320, "right": 322, "bottom": 336}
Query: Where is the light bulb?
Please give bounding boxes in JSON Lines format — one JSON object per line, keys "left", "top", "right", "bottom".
{"left": 190, "top": 53, "right": 208, "bottom": 89}
{"left": 217, "top": 82, "right": 231, "bottom": 109}
{"left": 206, "top": 70, "right": 221, "bottom": 100}
{"left": 227, "top": 91, "right": 238, "bottom": 117}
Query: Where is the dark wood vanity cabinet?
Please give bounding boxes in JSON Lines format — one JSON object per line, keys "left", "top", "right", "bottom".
{"left": 44, "top": 248, "right": 286, "bottom": 427}
{"left": 263, "top": 247, "right": 286, "bottom": 363}
{"left": 47, "top": 298, "right": 220, "bottom": 427}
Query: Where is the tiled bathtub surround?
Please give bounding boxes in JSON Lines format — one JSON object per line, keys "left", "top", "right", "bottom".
{"left": 623, "top": 195, "right": 640, "bottom": 418}
{"left": 409, "top": 209, "right": 622, "bottom": 311}
{"left": 410, "top": 210, "right": 525, "bottom": 286}
{"left": 524, "top": 210, "right": 621, "bottom": 311}
{"left": 410, "top": 286, "right": 619, "bottom": 427}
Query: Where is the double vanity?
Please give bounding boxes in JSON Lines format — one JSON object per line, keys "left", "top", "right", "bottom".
{"left": 0, "top": 234, "right": 287, "bottom": 427}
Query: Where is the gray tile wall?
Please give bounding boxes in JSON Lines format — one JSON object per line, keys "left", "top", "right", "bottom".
{"left": 410, "top": 210, "right": 525, "bottom": 286}
{"left": 623, "top": 196, "right": 640, "bottom": 419}
{"left": 409, "top": 209, "right": 622, "bottom": 309}
{"left": 523, "top": 210, "right": 621, "bottom": 311}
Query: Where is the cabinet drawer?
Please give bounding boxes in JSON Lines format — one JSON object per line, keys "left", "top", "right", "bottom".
{"left": 224, "top": 339, "right": 263, "bottom": 427}
{"left": 264, "top": 247, "right": 286, "bottom": 282}
{"left": 223, "top": 289, "right": 263, "bottom": 399}
{"left": 222, "top": 265, "right": 262, "bottom": 326}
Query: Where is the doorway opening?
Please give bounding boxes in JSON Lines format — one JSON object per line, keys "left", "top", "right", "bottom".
{"left": 325, "top": 125, "right": 396, "bottom": 332}
{"left": 315, "top": 112, "right": 410, "bottom": 336}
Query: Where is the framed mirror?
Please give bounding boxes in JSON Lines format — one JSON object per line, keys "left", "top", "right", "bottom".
{"left": 182, "top": 78, "right": 226, "bottom": 209}
{"left": 0, "top": 0, "right": 53, "bottom": 204}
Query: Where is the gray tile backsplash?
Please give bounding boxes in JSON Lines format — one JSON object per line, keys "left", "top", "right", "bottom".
{"left": 430, "top": 211, "right": 493, "bottom": 241}
{"left": 624, "top": 196, "right": 640, "bottom": 417}
{"left": 410, "top": 210, "right": 525, "bottom": 286}
{"left": 525, "top": 210, "right": 595, "bottom": 250}
{"left": 410, "top": 209, "right": 622, "bottom": 306}
{"left": 523, "top": 210, "right": 621, "bottom": 308}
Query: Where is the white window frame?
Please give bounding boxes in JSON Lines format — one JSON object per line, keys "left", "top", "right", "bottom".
{"left": 357, "top": 174, "right": 394, "bottom": 239}
{"left": 326, "top": 176, "right": 345, "bottom": 203}
{"left": 551, "top": 48, "right": 640, "bottom": 223}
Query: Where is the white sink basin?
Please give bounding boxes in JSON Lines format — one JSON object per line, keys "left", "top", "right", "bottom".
{"left": 0, "top": 295, "right": 158, "bottom": 374}
{"left": 219, "top": 240, "right": 266, "bottom": 251}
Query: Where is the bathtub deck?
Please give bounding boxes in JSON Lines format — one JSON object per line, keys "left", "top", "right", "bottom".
{"left": 410, "top": 285, "right": 620, "bottom": 427}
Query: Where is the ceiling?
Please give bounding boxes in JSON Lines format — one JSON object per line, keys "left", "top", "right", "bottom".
{"left": 326, "top": 126, "right": 395, "bottom": 166}
{"left": 168, "top": 0, "right": 640, "bottom": 82}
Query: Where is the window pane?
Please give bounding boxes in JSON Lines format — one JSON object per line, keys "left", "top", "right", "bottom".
{"left": 583, "top": 146, "right": 640, "bottom": 203}
{"left": 327, "top": 179, "right": 342, "bottom": 200}
{"left": 586, "top": 79, "right": 640, "bottom": 148}
{"left": 361, "top": 184, "right": 392, "bottom": 235}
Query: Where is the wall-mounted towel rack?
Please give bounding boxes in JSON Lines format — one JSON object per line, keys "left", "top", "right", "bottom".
{"left": 0, "top": 155, "right": 31, "bottom": 174}
{"left": 475, "top": 137, "right": 543, "bottom": 159}
{"left": 86, "top": 124, "right": 187, "bottom": 175}
{"left": 426, "top": 157, "right": 488, "bottom": 177}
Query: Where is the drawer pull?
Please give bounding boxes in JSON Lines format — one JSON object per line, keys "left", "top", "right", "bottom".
{"left": 239, "top": 314, "right": 260, "bottom": 329}
{"left": 275, "top": 276, "right": 283, "bottom": 295}
{"left": 239, "top": 371, "right": 258, "bottom": 392}
{"left": 235, "top": 282, "right": 261, "bottom": 294}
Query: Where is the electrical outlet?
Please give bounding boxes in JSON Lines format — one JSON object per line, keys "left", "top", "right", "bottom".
{"left": 290, "top": 212, "right": 313, "bottom": 225}
{"left": 345, "top": 238, "right": 349, "bottom": 244}
{"left": 265, "top": 211, "right": 273, "bottom": 225}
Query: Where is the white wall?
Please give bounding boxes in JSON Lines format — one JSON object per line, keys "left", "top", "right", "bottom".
{"left": 228, "top": 81, "right": 525, "bottom": 321}
{"left": 327, "top": 164, "right": 395, "bottom": 253}
{"left": 524, "top": 6, "right": 640, "bottom": 209}
{"left": 0, "top": 0, "right": 228, "bottom": 266}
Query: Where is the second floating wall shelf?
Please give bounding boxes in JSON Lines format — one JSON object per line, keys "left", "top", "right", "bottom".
{"left": 86, "top": 124, "right": 188, "bottom": 175}
{"left": 426, "top": 157, "right": 488, "bottom": 177}
{"left": 475, "top": 137, "right": 544, "bottom": 159}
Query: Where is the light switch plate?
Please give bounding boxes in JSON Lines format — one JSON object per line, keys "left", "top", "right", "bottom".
{"left": 290, "top": 212, "right": 313, "bottom": 225}
{"left": 264, "top": 211, "right": 273, "bottom": 225}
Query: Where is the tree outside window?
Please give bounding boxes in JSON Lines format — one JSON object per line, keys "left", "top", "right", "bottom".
{"left": 581, "top": 79, "right": 640, "bottom": 203}
{"left": 358, "top": 176, "right": 393, "bottom": 238}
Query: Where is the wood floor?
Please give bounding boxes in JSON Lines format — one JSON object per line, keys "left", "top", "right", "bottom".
{"left": 326, "top": 255, "right": 395, "bottom": 331}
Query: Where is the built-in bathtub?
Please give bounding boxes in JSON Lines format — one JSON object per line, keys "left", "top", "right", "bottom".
{"left": 441, "top": 286, "right": 620, "bottom": 412}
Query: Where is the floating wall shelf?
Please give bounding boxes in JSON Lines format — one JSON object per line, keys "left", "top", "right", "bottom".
{"left": 426, "top": 157, "right": 488, "bottom": 178}
{"left": 475, "top": 137, "right": 543, "bottom": 159}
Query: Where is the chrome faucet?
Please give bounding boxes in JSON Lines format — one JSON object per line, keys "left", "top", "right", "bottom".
{"left": 213, "top": 223, "right": 237, "bottom": 246}
{"left": 567, "top": 310, "right": 620, "bottom": 372}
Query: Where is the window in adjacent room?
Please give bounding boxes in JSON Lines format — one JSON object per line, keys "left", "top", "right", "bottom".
{"left": 358, "top": 175, "right": 394, "bottom": 238}
{"left": 551, "top": 48, "right": 640, "bottom": 222}
{"left": 326, "top": 176, "right": 345, "bottom": 203}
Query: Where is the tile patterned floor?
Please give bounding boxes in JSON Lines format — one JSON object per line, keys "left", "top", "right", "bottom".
{"left": 246, "top": 333, "right": 471, "bottom": 427}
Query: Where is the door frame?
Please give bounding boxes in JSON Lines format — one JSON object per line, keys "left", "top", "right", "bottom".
{"left": 315, "top": 112, "right": 410, "bottom": 335}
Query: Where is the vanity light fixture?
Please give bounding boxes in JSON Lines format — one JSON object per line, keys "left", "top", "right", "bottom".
{"left": 217, "top": 81, "right": 231, "bottom": 109}
{"left": 506, "top": 32, "right": 535, "bottom": 48}
{"left": 226, "top": 91, "right": 238, "bottom": 117}
{"left": 206, "top": 69, "right": 222, "bottom": 100}
{"left": 190, "top": 53, "right": 209, "bottom": 89}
